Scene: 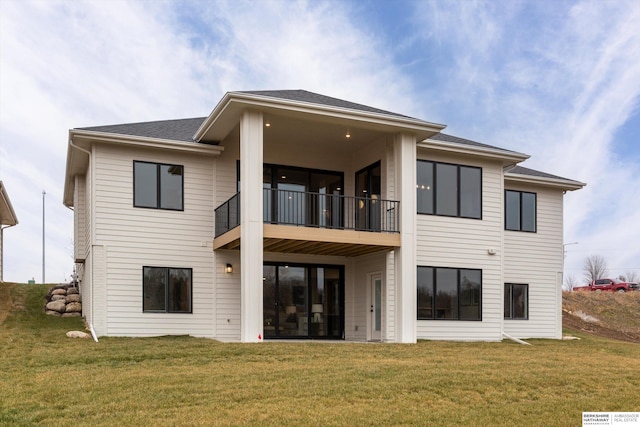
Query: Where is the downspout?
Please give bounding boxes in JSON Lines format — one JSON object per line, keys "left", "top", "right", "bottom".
{"left": 69, "top": 140, "right": 98, "bottom": 342}
{"left": 502, "top": 332, "right": 531, "bottom": 345}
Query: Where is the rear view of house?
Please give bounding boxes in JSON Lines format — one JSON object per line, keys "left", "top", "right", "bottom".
{"left": 63, "top": 90, "right": 584, "bottom": 342}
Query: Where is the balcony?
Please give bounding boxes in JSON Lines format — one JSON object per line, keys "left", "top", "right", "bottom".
{"left": 214, "top": 189, "right": 400, "bottom": 256}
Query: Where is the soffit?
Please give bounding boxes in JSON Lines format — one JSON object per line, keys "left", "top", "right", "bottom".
{"left": 195, "top": 92, "right": 446, "bottom": 143}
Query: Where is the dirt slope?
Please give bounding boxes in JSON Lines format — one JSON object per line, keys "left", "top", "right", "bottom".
{"left": 563, "top": 291, "right": 640, "bottom": 343}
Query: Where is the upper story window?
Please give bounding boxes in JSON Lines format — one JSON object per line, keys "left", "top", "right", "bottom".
{"left": 505, "top": 190, "right": 536, "bottom": 232}
{"left": 134, "top": 161, "right": 184, "bottom": 210}
{"left": 417, "top": 160, "right": 481, "bottom": 219}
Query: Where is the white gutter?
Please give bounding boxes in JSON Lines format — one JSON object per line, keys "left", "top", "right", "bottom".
{"left": 70, "top": 140, "right": 92, "bottom": 157}
{"left": 504, "top": 172, "right": 586, "bottom": 191}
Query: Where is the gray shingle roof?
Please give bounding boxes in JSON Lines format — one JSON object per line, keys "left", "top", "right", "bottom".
{"left": 76, "top": 117, "right": 206, "bottom": 142}
{"left": 505, "top": 165, "right": 578, "bottom": 182}
{"left": 429, "top": 133, "right": 524, "bottom": 155}
{"left": 239, "top": 89, "right": 415, "bottom": 119}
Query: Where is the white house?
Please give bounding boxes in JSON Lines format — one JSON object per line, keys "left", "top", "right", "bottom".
{"left": 62, "top": 90, "right": 584, "bottom": 342}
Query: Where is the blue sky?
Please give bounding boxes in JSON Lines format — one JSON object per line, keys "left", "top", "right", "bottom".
{"left": 1, "top": 0, "right": 639, "bottom": 284}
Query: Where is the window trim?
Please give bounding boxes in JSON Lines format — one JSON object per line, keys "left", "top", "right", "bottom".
{"left": 417, "top": 266, "right": 483, "bottom": 321}
{"left": 504, "top": 190, "right": 536, "bottom": 232}
{"left": 417, "top": 160, "right": 482, "bottom": 219}
{"left": 142, "top": 266, "right": 193, "bottom": 314}
{"left": 133, "top": 160, "right": 184, "bottom": 211}
{"left": 504, "top": 283, "right": 529, "bottom": 320}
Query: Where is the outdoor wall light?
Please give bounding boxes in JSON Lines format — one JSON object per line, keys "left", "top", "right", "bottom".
{"left": 225, "top": 263, "right": 233, "bottom": 274}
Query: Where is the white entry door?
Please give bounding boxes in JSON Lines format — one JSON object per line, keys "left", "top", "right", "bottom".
{"left": 370, "top": 274, "right": 382, "bottom": 341}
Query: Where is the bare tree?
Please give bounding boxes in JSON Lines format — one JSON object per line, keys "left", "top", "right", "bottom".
{"left": 583, "top": 255, "right": 607, "bottom": 283}
{"left": 563, "top": 275, "right": 579, "bottom": 291}
{"left": 624, "top": 270, "right": 640, "bottom": 283}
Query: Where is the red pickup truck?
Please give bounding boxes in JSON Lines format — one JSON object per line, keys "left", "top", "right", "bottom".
{"left": 574, "top": 278, "right": 639, "bottom": 293}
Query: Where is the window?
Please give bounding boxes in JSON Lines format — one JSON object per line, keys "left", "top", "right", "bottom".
{"left": 143, "top": 267, "right": 192, "bottom": 313}
{"left": 505, "top": 190, "right": 536, "bottom": 232}
{"left": 504, "top": 283, "right": 528, "bottom": 319}
{"left": 417, "top": 266, "right": 482, "bottom": 320}
{"left": 134, "top": 161, "right": 184, "bottom": 210}
{"left": 417, "top": 160, "right": 481, "bottom": 219}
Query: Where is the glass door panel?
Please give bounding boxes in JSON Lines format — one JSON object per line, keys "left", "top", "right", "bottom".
{"left": 323, "top": 268, "right": 342, "bottom": 339}
{"left": 277, "top": 266, "right": 307, "bottom": 337}
{"left": 310, "top": 172, "right": 343, "bottom": 228}
{"left": 355, "top": 162, "right": 381, "bottom": 231}
{"left": 263, "top": 265, "right": 277, "bottom": 338}
{"left": 277, "top": 168, "right": 308, "bottom": 225}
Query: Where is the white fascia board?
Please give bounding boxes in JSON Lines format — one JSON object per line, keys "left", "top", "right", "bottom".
{"left": 418, "top": 139, "right": 530, "bottom": 164}
{"left": 70, "top": 130, "right": 224, "bottom": 155}
{"left": 0, "top": 181, "right": 19, "bottom": 225}
{"left": 194, "top": 91, "right": 446, "bottom": 142}
{"left": 504, "top": 173, "right": 586, "bottom": 191}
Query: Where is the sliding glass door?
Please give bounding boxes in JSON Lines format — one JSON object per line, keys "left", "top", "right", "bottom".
{"left": 263, "top": 263, "right": 344, "bottom": 339}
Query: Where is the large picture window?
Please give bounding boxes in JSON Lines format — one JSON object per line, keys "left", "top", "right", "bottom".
{"left": 143, "top": 267, "right": 192, "bottom": 313}
{"left": 417, "top": 266, "right": 482, "bottom": 320}
{"left": 417, "top": 160, "right": 481, "bottom": 219}
{"left": 505, "top": 190, "right": 536, "bottom": 232}
{"left": 134, "top": 161, "right": 184, "bottom": 210}
{"left": 504, "top": 283, "right": 528, "bottom": 319}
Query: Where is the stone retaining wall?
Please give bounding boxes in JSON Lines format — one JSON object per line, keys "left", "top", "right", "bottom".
{"left": 44, "top": 284, "right": 82, "bottom": 317}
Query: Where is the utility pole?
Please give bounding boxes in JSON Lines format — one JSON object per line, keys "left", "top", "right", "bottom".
{"left": 42, "top": 190, "right": 46, "bottom": 284}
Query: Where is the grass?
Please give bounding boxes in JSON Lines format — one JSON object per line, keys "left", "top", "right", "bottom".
{"left": 1, "top": 283, "right": 639, "bottom": 426}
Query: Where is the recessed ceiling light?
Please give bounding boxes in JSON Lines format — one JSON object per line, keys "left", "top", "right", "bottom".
{"left": 345, "top": 131, "right": 351, "bottom": 138}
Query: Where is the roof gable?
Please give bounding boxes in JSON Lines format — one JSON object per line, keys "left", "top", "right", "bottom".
{"left": 239, "top": 90, "right": 414, "bottom": 120}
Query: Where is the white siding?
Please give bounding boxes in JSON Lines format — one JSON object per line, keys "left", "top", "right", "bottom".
{"left": 92, "top": 245, "right": 107, "bottom": 335}
{"left": 385, "top": 252, "right": 396, "bottom": 341}
{"left": 214, "top": 250, "right": 240, "bottom": 341}
{"left": 74, "top": 175, "right": 86, "bottom": 261}
{"left": 349, "top": 252, "right": 388, "bottom": 341}
{"left": 92, "top": 143, "right": 215, "bottom": 337}
{"left": 78, "top": 254, "right": 90, "bottom": 324}
{"left": 415, "top": 150, "right": 504, "bottom": 341}
{"left": 504, "top": 184, "right": 564, "bottom": 339}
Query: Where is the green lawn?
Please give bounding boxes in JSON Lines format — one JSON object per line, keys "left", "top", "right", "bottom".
{"left": 1, "top": 283, "right": 638, "bottom": 426}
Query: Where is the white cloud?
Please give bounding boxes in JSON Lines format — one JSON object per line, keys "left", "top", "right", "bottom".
{"left": 411, "top": 0, "right": 640, "bottom": 280}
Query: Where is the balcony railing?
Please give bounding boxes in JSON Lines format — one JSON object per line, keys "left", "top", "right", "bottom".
{"left": 215, "top": 189, "right": 399, "bottom": 238}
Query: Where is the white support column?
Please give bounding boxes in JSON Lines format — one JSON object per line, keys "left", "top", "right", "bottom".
{"left": 240, "top": 110, "right": 264, "bottom": 342}
{"left": 394, "top": 132, "right": 417, "bottom": 343}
